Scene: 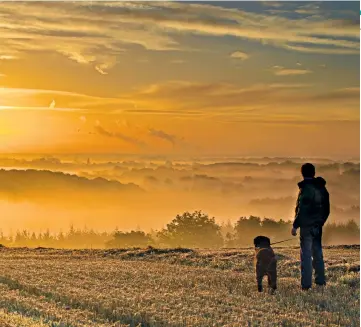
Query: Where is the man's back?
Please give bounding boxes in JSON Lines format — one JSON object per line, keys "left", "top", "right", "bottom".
{"left": 293, "top": 177, "right": 330, "bottom": 229}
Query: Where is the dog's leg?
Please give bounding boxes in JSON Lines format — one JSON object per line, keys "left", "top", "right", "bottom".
{"left": 267, "top": 266, "right": 277, "bottom": 294}
{"left": 256, "top": 264, "right": 264, "bottom": 292}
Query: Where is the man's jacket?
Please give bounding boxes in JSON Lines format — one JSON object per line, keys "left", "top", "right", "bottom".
{"left": 293, "top": 177, "right": 330, "bottom": 229}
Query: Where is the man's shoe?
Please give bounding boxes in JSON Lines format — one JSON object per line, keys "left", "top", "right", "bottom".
{"left": 316, "top": 283, "right": 326, "bottom": 287}
{"left": 268, "top": 288, "right": 276, "bottom": 295}
{"left": 315, "top": 284, "right": 325, "bottom": 293}
{"left": 301, "top": 287, "right": 311, "bottom": 291}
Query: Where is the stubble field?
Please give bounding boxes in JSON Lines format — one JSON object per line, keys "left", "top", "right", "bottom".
{"left": 0, "top": 246, "right": 359, "bottom": 327}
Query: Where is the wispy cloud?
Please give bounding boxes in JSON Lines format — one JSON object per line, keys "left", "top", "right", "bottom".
{"left": 0, "top": 87, "right": 130, "bottom": 111}
{"left": 0, "top": 82, "right": 358, "bottom": 122}
{"left": 0, "top": 55, "right": 16, "bottom": 60}
{"left": 94, "top": 124, "right": 146, "bottom": 147}
{"left": 49, "top": 100, "right": 56, "bottom": 109}
{"left": 261, "top": 2, "right": 283, "bottom": 8}
{"left": 295, "top": 3, "right": 321, "bottom": 16}
{"left": 271, "top": 66, "right": 312, "bottom": 76}
{"left": 0, "top": 105, "right": 83, "bottom": 112}
{"left": 58, "top": 50, "right": 95, "bottom": 65}
{"left": 282, "top": 44, "right": 359, "bottom": 55}
{"left": 95, "top": 66, "right": 108, "bottom": 75}
{"left": 0, "top": 1, "right": 358, "bottom": 77}
{"left": 147, "top": 128, "right": 178, "bottom": 146}
{"left": 230, "top": 51, "right": 249, "bottom": 60}
{"left": 311, "top": 87, "right": 360, "bottom": 101}
{"left": 129, "top": 81, "right": 359, "bottom": 121}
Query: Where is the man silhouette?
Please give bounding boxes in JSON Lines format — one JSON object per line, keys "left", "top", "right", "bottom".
{"left": 291, "top": 163, "right": 330, "bottom": 290}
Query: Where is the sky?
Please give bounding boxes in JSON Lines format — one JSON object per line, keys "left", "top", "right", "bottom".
{"left": 0, "top": 1, "right": 359, "bottom": 158}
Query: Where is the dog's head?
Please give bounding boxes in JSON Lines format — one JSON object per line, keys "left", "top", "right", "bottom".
{"left": 254, "top": 235, "right": 271, "bottom": 248}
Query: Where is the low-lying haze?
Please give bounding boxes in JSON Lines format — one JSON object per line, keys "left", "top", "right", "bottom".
{"left": 0, "top": 155, "right": 358, "bottom": 234}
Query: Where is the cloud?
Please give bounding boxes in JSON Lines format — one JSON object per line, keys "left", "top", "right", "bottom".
{"left": 0, "top": 0, "right": 358, "bottom": 78}
{"left": 312, "top": 87, "right": 360, "bottom": 101}
{"left": 95, "top": 124, "right": 146, "bottom": 147}
{"left": 49, "top": 99, "right": 56, "bottom": 109}
{"left": 128, "top": 81, "right": 359, "bottom": 122}
{"left": 147, "top": 128, "right": 178, "bottom": 146}
{"left": 230, "top": 51, "right": 249, "bottom": 60}
{"left": 58, "top": 49, "right": 95, "bottom": 65}
{"left": 117, "top": 119, "right": 130, "bottom": 128}
{"left": 0, "top": 81, "right": 358, "bottom": 123}
{"left": 134, "top": 80, "right": 311, "bottom": 108}
{"left": 0, "top": 55, "right": 16, "bottom": 60}
{"left": 123, "top": 109, "right": 205, "bottom": 116}
{"left": 261, "top": 2, "right": 283, "bottom": 8}
{"left": 294, "top": 3, "right": 321, "bottom": 16}
{"left": 94, "top": 57, "right": 118, "bottom": 75}
{"left": 0, "top": 105, "right": 84, "bottom": 112}
{"left": 282, "top": 44, "right": 359, "bottom": 55}
{"left": 0, "top": 87, "right": 131, "bottom": 112}
{"left": 95, "top": 66, "right": 108, "bottom": 75}
{"left": 0, "top": 2, "right": 178, "bottom": 74}
{"left": 272, "top": 67, "right": 312, "bottom": 76}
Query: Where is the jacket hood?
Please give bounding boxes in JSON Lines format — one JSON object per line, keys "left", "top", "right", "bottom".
{"left": 298, "top": 176, "right": 326, "bottom": 189}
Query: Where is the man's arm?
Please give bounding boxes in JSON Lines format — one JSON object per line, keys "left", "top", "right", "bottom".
{"left": 322, "top": 188, "right": 330, "bottom": 225}
{"left": 293, "top": 187, "right": 313, "bottom": 229}
{"left": 293, "top": 189, "right": 303, "bottom": 229}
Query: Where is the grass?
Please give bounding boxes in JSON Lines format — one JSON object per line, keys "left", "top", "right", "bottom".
{"left": 0, "top": 246, "right": 359, "bottom": 326}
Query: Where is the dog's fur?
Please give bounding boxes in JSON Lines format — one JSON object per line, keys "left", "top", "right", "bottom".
{"left": 254, "top": 236, "right": 277, "bottom": 293}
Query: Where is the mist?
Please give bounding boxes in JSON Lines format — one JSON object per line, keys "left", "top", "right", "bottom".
{"left": 0, "top": 155, "right": 358, "bottom": 237}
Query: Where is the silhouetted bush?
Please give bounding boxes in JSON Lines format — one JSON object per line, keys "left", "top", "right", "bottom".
{"left": 157, "top": 211, "right": 223, "bottom": 248}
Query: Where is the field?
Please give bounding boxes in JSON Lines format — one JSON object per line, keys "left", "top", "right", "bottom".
{"left": 0, "top": 246, "right": 359, "bottom": 327}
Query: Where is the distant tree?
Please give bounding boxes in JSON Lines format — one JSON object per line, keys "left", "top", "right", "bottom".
{"left": 234, "top": 216, "right": 262, "bottom": 246}
{"left": 106, "top": 231, "right": 153, "bottom": 248}
{"left": 220, "top": 220, "right": 234, "bottom": 237}
{"left": 15, "top": 230, "right": 29, "bottom": 247}
{"left": 0, "top": 230, "right": 10, "bottom": 247}
{"left": 221, "top": 220, "right": 236, "bottom": 247}
{"left": 158, "top": 211, "right": 223, "bottom": 248}
{"left": 30, "top": 232, "right": 38, "bottom": 247}
{"left": 323, "top": 219, "right": 360, "bottom": 245}
{"left": 57, "top": 231, "right": 65, "bottom": 246}
{"left": 262, "top": 218, "right": 281, "bottom": 238}
{"left": 224, "top": 232, "right": 236, "bottom": 248}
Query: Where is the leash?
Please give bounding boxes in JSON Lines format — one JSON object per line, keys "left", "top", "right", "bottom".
{"left": 271, "top": 238, "right": 295, "bottom": 245}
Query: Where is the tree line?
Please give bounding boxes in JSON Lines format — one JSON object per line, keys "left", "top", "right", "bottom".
{"left": 0, "top": 211, "right": 359, "bottom": 249}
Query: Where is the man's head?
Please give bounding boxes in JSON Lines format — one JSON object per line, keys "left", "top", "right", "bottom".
{"left": 301, "top": 163, "right": 315, "bottom": 179}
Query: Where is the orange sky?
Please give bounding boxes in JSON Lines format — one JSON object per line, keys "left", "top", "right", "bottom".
{"left": 0, "top": 1, "right": 359, "bottom": 158}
